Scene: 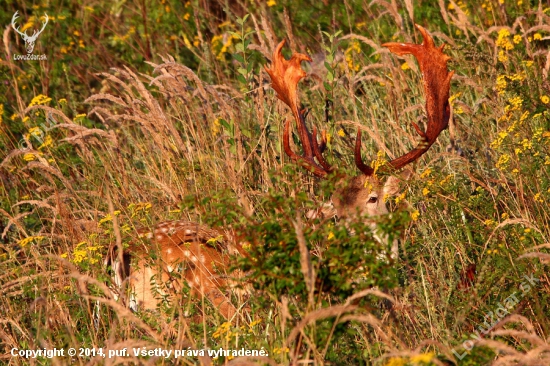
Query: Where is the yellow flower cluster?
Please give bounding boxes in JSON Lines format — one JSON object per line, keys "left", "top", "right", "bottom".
{"left": 496, "top": 153, "right": 510, "bottom": 169}
{"left": 371, "top": 150, "right": 386, "bottom": 174}
{"left": 38, "top": 135, "right": 53, "bottom": 149}
{"left": 61, "top": 241, "right": 102, "bottom": 264}
{"left": 534, "top": 193, "right": 544, "bottom": 203}
{"left": 18, "top": 236, "right": 45, "bottom": 247}
{"left": 112, "top": 26, "right": 136, "bottom": 44}
{"left": 496, "top": 75, "right": 507, "bottom": 95}
{"left": 211, "top": 32, "right": 239, "bottom": 60}
{"left": 212, "top": 321, "right": 241, "bottom": 342}
{"left": 344, "top": 40, "right": 362, "bottom": 72}
{"left": 129, "top": 202, "right": 152, "bottom": 218}
{"left": 28, "top": 94, "right": 52, "bottom": 107}
{"left": 272, "top": 347, "right": 290, "bottom": 354}
{"left": 385, "top": 353, "right": 434, "bottom": 366}
{"left": 23, "top": 153, "right": 36, "bottom": 161}
{"left": 98, "top": 211, "right": 121, "bottom": 227}
{"left": 496, "top": 29, "right": 514, "bottom": 50}
{"left": 495, "top": 72, "right": 525, "bottom": 96}
{"left": 212, "top": 117, "right": 221, "bottom": 134}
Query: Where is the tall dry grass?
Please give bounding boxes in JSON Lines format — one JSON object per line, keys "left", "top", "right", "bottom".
{"left": 1, "top": 0, "right": 550, "bottom": 365}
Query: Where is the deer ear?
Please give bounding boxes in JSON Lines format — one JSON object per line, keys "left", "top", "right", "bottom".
{"left": 383, "top": 169, "right": 413, "bottom": 197}
{"left": 383, "top": 176, "right": 401, "bottom": 197}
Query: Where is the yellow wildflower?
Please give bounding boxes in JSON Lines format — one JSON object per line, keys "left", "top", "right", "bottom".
{"left": 420, "top": 168, "right": 432, "bottom": 179}
{"left": 212, "top": 118, "right": 221, "bottom": 134}
{"left": 496, "top": 28, "right": 514, "bottom": 50}
{"left": 23, "top": 153, "right": 36, "bottom": 161}
{"left": 28, "top": 94, "right": 52, "bottom": 107}
{"left": 533, "top": 33, "right": 542, "bottom": 41}
{"left": 410, "top": 352, "right": 435, "bottom": 364}
{"left": 38, "top": 135, "right": 53, "bottom": 149}
{"left": 498, "top": 50, "right": 508, "bottom": 63}
{"left": 19, "top": 236, "right": 45, "bottom": 247}
{"left": 385, "top": 357, "right": 408, "bottom": 366}
{"left": 496, "top": 154, "right": 510, "bottom": 169}
{"left": 496, "top": 75, "right": 507, "bottom": 94}
{"left": 541, "top": 95, "right": 549, "bottom": 104}
{"left": 395, "top": 192, "right": 406, "bottom": 204}
{"left": 267, "top": 0, "right": 276, "bottom": 6}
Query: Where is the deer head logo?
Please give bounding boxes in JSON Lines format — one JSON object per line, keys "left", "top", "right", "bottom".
{"left": 11, "top": 11, "right": 49, "bottom": 54}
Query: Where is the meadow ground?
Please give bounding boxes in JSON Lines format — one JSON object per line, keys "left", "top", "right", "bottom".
{"left": 1, "top": 0, "right": 550, "bottom": 365}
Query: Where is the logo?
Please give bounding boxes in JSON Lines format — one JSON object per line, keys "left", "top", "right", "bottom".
{"left": 11, "top": 11, "right": 48, "bottom": 60}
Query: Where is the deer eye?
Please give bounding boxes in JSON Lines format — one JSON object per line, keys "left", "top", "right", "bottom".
{"left": 367, "top": 196, "right": 378, "bottom": 203}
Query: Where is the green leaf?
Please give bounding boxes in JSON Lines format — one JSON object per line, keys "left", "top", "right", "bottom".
{"left": 233, "top": 53, "right": 245, "bottom": 63}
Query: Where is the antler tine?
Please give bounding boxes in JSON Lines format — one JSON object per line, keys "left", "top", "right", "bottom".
{"left": 266, "top": 40, "right": 332, "bottom": 178}
{"left": 283, "top": 119, "right": 327, "bottom": 177}
{"left": 11, "top": 11, "right": 25, "bottom": 36}
{"left": 356, "top": 24, "right": 453, "bottom": 175}
{"left": 35, "top": 14, "right": 48, "bottom": 37}
{"left": 381, "top": 24, "right": 453, "bottom": 171}
{"left": 354, "top": 130, "right": 375, "bottom": 176}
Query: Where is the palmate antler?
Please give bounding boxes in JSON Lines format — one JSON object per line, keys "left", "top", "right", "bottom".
{"left": 266, "top": 24, "right": 453, "bottom": 177}
{"left": 265, "top": 41, "right": 331, "bottom": 177}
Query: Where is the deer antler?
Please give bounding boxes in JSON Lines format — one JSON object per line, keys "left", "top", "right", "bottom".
{"left": 265, "top": 40, "right": 332, "bottom": 177}
{"left": 11, "top": 11, "right": 27, "bottom": 38}
{"left": 33, "top": 13, "right": 49, "bottom": 40}
{"left": 355, "top": 24, "right": 453, "bottom": 174}
{"left": 266, "top": 25, "right": 452, "bottom": 179}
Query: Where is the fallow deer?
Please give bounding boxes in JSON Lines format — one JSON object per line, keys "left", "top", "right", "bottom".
{"left": 111, "top": 24, "right": 452, "bottom": 319}
{"left": 265, "top": 23, "right": 452, "bottom": 258}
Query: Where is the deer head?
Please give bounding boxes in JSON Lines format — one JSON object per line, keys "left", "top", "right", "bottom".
{"left": 11, "top": 11, "right": 49, "bottom": 54}
{"left": 266, "top": 24, "right": 453, "bottom": 248}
